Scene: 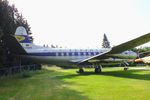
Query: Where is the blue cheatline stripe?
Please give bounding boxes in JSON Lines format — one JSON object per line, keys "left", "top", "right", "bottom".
{"left": 21, "top": 35, "right": 31, "bottom": 43}
{"left": 16, "top": 35, "right": 31, "bottom": 43}
{"left": 28, "top": 52, "right": 100, "bottom": 56}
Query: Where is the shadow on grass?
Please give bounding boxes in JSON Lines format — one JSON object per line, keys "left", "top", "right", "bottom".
{"left": 56, "top": 69, "right": 150, "bottom": 81}
{"left": 0, "top": 68, "right": 89, "bottom": 100}
{"left": 101, "top": 70, "right": 150, "bottom": 81}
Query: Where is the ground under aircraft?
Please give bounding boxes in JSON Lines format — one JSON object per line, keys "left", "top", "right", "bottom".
{"left": 3, "top": 26, "right": 150, "bottom": 73}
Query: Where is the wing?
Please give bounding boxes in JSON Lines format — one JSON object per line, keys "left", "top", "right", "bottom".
{"left": 78, "top": 49, "right": 111, "bottom": 64}
{"left": 79, "top": 33, "right": 150, "bottom": 64}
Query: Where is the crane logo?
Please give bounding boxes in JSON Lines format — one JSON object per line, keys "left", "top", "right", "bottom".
{"left": 15, "top": 36, "right": 25, "bottom": 42}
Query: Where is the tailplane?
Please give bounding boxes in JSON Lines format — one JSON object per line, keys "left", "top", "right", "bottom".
{"left": 2, "top": 35, "right": 27, "bottom": 55}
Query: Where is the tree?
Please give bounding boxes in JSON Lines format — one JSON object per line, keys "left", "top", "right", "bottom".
{"left": 0, "top": 0, "right": 31, "bottom": 67}
{"left": 51, "top": 44, "right": 55, "bottom": 48}
{"left": 102, "top": 33, "right": 111, "bottom": 48}
{"left": 131, "top": 47, "right": 150, "bottom": 53}
{"left": 0, "top": 0, "right": 31, "bottom": 35}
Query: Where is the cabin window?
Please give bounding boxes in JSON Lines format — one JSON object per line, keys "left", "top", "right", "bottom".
{"left": 58, "top": 52, "right": 61, "bottom": 56}
{"left": 63, "top": 52, "right": 67, "bottom": 56}
{"left": 86, "top": 52, "right": 89, "bottom": 56}
{"left": 50, "top": 52, "right": 56, "bottom": 56}
{"left": 96, "top": 52, "right": 99, "bottom": 55}
{"left": 91, "top": 52, "right": 94, "bottom": 56}
{"left": 80, "top": 52, "right": 84, "bottom": 56}
{"left": 74, "top": 52, "right": 78, "bottom": 56}
{"left": 100, "top": 52, "right": 103, "bottom": 53}
{"left": 69, "top": 52, "right": 72, "bottom": 56}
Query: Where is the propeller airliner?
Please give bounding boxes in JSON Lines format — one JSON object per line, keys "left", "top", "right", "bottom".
{"left": 3, "top": 26, "right": 150, "bottom": 73}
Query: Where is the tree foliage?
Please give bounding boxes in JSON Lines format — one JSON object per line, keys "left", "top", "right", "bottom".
{"left": 131, "top": 47, "right": 150, "bottom": 53}
{"left": 102, "top": 33, "right": 111, "bottom": 48}
{"left": 0, "top": 0, "right": 31, "bottom": 67}
{"left": 0, "top": 0, "right": 30, "bottom": 35}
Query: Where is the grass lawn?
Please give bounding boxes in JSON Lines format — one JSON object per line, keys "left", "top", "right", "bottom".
{"left": 0, "top": 66, "right": 150, "bottom": 100}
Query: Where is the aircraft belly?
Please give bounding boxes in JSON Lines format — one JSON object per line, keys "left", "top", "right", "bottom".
{"left": 21, "top": 55, "right": 87, "bottom": 65}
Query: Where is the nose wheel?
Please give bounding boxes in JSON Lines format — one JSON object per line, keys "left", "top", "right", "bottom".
{"left": 124, "top": 67, "right": 128, "bottom": 71}
{"left": 123, "top": 61, "right": 129, "bottom": 71}
{"left": 77, "top": 67, "right": 84, "bottom": 73}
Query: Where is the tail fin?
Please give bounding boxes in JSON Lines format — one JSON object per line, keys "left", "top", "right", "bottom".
{"left": 2, "top": 26, "right": 29, "bottom": 55}
{"left": 15, "top": 26, "right": 31, "bottom": 44}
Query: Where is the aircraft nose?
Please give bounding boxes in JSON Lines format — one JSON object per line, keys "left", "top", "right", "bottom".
{"left": 134, "top": 58, "right": 143, "bottom": 63}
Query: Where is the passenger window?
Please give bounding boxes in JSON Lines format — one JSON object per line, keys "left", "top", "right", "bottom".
{"left": 63, "top": 52, "right": 66, "bottom": 56}
{"left": 86, "top": 52, "right": 89, "bottom": 56}
{"left": 80, "top": 52, "right": 84, "bottom": 56}
{"left": 91, "top": 52, "right": 94, "bottom": 56}
{"left": 96, "top": 52, "right": 99, "bottom": 55}
{"left": 75, "top": 52, "right": 78, "bottom": 56}
{"left": 58, "top": 52, "right": 61, "bottom": 56}
{"left": 69, "top": 52, "right": 72, "bottom": 56}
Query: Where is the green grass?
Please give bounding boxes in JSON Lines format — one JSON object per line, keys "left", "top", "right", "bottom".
{"left": 0, "top": 66, "right": 150, "bottom": 100}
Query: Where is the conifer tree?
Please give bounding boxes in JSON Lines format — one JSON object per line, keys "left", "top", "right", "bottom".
{"left": 0, "top": 0, "right": 31, "bottom": 67}
{"left": 102, "top": 33, "right": 111, "bottom": 48}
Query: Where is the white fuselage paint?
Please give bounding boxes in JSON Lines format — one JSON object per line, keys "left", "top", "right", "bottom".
{"left": 20, "top": 43, "right": 136, "bottom": 66}
{"left": 22, "top": 44, "right": 109, "bottom": 65}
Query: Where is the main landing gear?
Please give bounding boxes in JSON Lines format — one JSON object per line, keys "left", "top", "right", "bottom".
{"left": 79, "top": 68, "right": 84, "bottom": 73}
{"left": 77, "top": 67, "right": 84, "bottom": 73}
{"left": 77, "top": 65, "right": 102, "bottom": 73}
{"left": 95, "top": 66, "right": 102, "bottom": 73}
{"left": 124, "top": 67, "right": 129, "bottom": 71}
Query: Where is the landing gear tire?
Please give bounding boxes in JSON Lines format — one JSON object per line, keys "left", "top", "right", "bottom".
{"left": 124, "top": 67, "right": 128, "bottom": 71}
{"left": 77, "top": 68, "right": 84, "bottom": 73}
{"left": 95, "top": 66, "right": 102, "bottom": 73}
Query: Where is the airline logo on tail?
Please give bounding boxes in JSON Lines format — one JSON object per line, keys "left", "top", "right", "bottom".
{"left": 15, "top": 36, "right": 25, "bottom": 42}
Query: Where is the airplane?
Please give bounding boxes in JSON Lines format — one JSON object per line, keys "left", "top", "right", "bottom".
{"left": 2, "top": 26, "right": 150, "bottom": 73}
{"left": 134, "top": 51, "right": 150, "bottom": 64}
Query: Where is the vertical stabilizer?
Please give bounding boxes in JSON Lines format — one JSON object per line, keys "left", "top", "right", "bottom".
{"left": 15, "top": 26, "right": 33, "bottom": 49}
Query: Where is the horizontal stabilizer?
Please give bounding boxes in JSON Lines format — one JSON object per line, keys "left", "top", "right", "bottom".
{"left": 2, "top": 35, "right": 27, "bottom": 55}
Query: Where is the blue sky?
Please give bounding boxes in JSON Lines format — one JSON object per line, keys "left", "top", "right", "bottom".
{"left": 9, "top": 0, "right": 150, "bottom": 48}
